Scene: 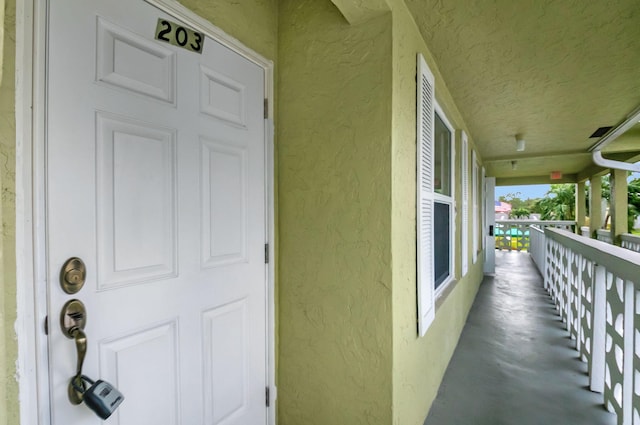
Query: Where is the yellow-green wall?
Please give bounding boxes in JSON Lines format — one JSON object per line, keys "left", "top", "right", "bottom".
{"left": 389, "top": 2, "right": 484, "bottom": 424}
{"left": 277, "top": 1, "right": 394, "bottom": 423}
{"left": 1, "top": 0, "right": 16, "bottom": 423}
{"left": 178, "top": 0, "right": 277, "bottom": 61}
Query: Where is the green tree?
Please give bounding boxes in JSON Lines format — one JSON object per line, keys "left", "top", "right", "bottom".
{"left": 536, "top": 184, "right": 576, "bottom": 220}
{"left": 628, "top": 178, "right": 640, "bottom": 230}
{"left": 510, "top": 207, "right": 531, "bottom": 219}
{"left": 498, "top": 192, "right": 526, "bottom": 209}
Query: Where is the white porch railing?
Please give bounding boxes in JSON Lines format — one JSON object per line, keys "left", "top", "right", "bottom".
{"left": 590, "top": 230, "right": 640, "bottom": 254}
{"left": 621, "top": 234, "right": 640, "bottom": 253}
{"left": 530, "top": 227, "right": 640, "bottom": 425}
{"left": 529, "top": 225, "right": 546, "bottom": 271}
{"left": 597, "top": 229, "right": 614, "bottom": 244}
{"left": 495, "top": 220, "right": 575, "bottom": 252}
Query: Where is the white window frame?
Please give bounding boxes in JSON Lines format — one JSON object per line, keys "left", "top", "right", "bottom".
{"left": 472, "top": 150, "right": 479, "bottom": 264}
{"left": 481, "top": 166, "right": 486, "bottom": 251}
{"left": 433, "top": 101, "right": 455, "bottom": 296}
{"left": 417, "top": 53, "right": 459, "bottom": 337}
{"left": 461, "top": 131, "right": 469, "bottom": 277}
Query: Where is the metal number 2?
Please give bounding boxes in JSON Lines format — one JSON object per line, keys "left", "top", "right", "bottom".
{"left": 157, "top": 20, "right": 171, "bottom": 42}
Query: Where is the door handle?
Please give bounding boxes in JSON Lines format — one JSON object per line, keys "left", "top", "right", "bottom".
{"left": 489, "top": 225, "right": 494, "bottom": 236}
{"left": 60, "top": 299, "right": 89, "bottom": 404}
{"left": 72, "top": 327, "right": 87, "bottom": 379}
{"left": 69, "top": 327, "right": 87, "bottom": 402}
{"left": 60, "top": 299, "right": 125, "bottom": 417}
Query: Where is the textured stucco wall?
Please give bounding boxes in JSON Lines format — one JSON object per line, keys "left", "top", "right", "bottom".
{"left": 388, "top": 1, "right": 484, "bottom": 424}
{"left": 277, "top": 1, "right": 394, "bottom": 424}
{"left": 178, "top": 0, "right": 277, "bottom": 61}
{"left": 0, "top": 0, "right": 16, "bottom": 423}
{"left": 0, "top": 0, "right": 18, "bottom": 425}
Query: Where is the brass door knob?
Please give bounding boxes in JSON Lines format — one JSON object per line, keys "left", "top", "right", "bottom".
{"left": 60, "top": 257, "right": 86, "bottom": 294}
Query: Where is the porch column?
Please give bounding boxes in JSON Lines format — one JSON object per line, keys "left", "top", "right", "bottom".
{"left": 589, "top": 175, "right": 603, "bottom": 238}
{"left": 576, "top": 180, "right": 586, "bottom": 234}
{"left": 610, "top": 168, "right": 628, "bottom": 245}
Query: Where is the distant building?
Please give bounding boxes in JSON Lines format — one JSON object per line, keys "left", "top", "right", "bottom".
{"left": 495, "top": 201, "right": 511, "bottom": 220}
{"left": 495, "top": 201, "right": 511, "bottom": 214}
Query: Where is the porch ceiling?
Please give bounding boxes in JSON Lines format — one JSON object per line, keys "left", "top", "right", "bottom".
{"left": 404, "top": 0, "right": 640, "bottom": 184}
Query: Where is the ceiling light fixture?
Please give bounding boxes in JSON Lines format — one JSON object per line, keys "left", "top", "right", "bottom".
{"left": 515, "top": 134, "right": 525, "bottom": 152}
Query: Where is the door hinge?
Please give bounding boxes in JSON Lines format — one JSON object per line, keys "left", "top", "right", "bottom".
{"left": 266, "top": 386, "right": 270, "bottom": 407}
{"left": 265, "top": 243, "right": 269, "bottom": 264}
{"left": 44, "top": 315, "right": 48, "bottom": 335}
{"left": 264, "top": 98, "right": 268, "bottom": 119}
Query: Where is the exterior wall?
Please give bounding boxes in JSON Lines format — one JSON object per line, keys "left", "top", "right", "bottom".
{"left": 178, "top": 0, "right": 277, "bottom": 61}
{"left": 1, "top": 0, "right": 17, "bottom": 423}
{"left": 389, "top": 1, "right": 484, "bottom": 424}
{"left": 277, "top": 1, "right": 394, "bottom": 424}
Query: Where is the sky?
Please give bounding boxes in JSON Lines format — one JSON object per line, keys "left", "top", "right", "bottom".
{"left": 495, "top": 184, "right": 550, "bottom": 200}
{"left": 495, "top": 172, "right": 640, "bottom": 201}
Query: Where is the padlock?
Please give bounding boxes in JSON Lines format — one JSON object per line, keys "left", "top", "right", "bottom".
{"left": 72, "top": 375, "right": 124, "bottom": 419}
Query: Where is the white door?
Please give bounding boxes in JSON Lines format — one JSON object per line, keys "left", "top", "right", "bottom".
{"left": 484, "top": 177, "right": 496, "bottom": 274}
{"left": 46, "top": 1, "right": 268, "bottom": 423}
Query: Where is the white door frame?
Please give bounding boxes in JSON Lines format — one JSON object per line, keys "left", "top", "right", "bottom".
{"left": 484, "top": 176, "right": 496, "bottom": 274}
{"left": 15, "top": 1, "right": 276, "bottom": 424}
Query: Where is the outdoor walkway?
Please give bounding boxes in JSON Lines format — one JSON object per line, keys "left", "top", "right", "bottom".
{"left": 424, "top": 251, "right": 616, "bottom": 425}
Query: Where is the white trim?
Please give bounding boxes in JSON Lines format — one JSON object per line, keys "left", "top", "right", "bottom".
{"left": 433, "top": 101, "right": 456, "bottom": 297}
{"left": 433, "top": 102, "right": 454, "bottom": 137}
{"left": 17, "top": 0, "right": 50, "bottom": 423}
{"left": 265, "top": 114, "right": 277, "bottom": 420}
{"left": 472, "top": 151, "right": 479, "bottom": 264}
{"left": 481, "top": 166, "right": 486, "bottom": 251}
{"left": 461, "top": 131, "right": 469, "bottom": 277}
{"left": 17, "top": 1, "right": 276, "bottom": 424}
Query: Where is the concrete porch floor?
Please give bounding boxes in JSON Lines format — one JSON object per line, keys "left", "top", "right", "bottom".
{"left": 424, "top": 251, "right": 616, "bottom": 425}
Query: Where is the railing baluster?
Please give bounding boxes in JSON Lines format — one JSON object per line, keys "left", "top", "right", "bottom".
{"left": 623, "top": 280, "right": 634, "bottom": 425}
{"left": 603, "top": 273, "right": 624, "bottom": 422}
{"left": 633, "top": 288, "right": 640, "bottom": 423}
{"left": 592, "top": 265, "right": 606, "bottom": 394}
{"left": 571, "top": 252, "right": 581, "bottom": 347}
{"left": 579, "top": 257, "right": 594, "bottom": 364}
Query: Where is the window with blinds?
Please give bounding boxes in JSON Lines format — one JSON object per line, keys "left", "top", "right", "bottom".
{"left": 416, "top": 54, "right": 456, "bottom": 336}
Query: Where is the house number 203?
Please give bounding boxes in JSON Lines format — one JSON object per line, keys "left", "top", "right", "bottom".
{"left": 155, "top": 19, "right": 204, "bottom": 54}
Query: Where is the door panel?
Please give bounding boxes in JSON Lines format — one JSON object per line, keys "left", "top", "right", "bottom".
{"left": 96, "top": 17, "right": 177, "bottom": 104}
{"left": 200, "top": 139, "right": 249, "bottom": 268}
{"left": 46, "top": 1, "right": 267, "bottom": 423}
{"left": 203, "top": 300, "right": 249, "bottom": 424}
{"left": 96, "top": 112, "right": 178, "bottom": 287}
{"left": 100, "top": 322, "right": 180, "bottom": 425}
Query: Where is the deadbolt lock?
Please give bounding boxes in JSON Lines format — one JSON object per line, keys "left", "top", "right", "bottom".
{"left": 60, "top": 257, "right": 86, "bottom": 294}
